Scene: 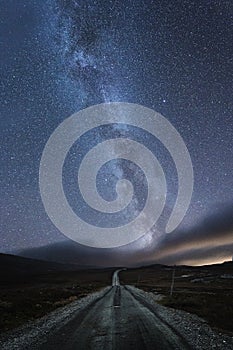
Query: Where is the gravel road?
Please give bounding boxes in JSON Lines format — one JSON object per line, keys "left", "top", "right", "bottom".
{"left": 0, "top": 271, "right": 232, "bottom": 350}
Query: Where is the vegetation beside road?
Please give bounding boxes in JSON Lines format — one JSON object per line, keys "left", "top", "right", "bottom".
{"left": 120, "top": 262, "right": 233, "bottom": 335}
{"left": 0, "top": 255, "right": 112, "bottom": 333}
{"left": 160, "top": 291, "right": 233, "bottom": 335}
{"left": 1, "top": 253, "right": 232, "bottom": 336}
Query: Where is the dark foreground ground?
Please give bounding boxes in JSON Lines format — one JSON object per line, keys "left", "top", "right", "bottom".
{"left": 120, "top": 262, "right": 233, "bottom": 335}
{"left": 0, "top": 253, "right": 232, "bottom": 338}
{"left": 1, "top": 268, "right": 233, "bottom": 350}
{"left": 0, "top": 253, "right": 113, "bottom": 332}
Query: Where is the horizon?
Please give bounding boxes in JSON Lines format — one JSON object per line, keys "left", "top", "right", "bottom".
{"left": 1, "top": 249, "right": 232, "bottom": 269}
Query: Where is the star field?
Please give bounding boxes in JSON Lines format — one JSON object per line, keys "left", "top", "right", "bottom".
{"left": 1, "top": 0, "right": 233, "bottom": 265}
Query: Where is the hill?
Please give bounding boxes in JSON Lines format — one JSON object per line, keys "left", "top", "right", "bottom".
{"left": 0, "top": 253, "right": 86, "bottom": 285}
{"left": 14, "top": 240, "right": 107, "bottom": 267}
{"left": 0, "top": 253, "right": 114, "bottom": 332}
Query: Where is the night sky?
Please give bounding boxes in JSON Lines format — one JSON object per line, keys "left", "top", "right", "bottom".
{"left": 1, "top": 0, "right": 233, "bottom": 266}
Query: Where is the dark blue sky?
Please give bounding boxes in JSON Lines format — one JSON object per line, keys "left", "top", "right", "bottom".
{"left": 1, "top": 0, "right": 233, "bottom": 265}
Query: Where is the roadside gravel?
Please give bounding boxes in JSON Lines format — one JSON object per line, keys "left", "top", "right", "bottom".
{"left": 0, "top": 287, "right": 111, "bottom": 350}
{"left": 1, "top": 285, "right": 232, "bottom": 350}
{"left": 127, "top": 285, "right": 233, "bottom": 350}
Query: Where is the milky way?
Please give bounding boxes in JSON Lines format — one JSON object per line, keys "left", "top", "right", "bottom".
{"left": 1, "top": 0, "right": 233, "bottom": 265}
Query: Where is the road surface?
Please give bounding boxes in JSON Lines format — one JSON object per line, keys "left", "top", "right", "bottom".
{"left": 0, "top": 270, "right": 193, "bottom": 350}
{"left": 112, "top": 268, "right": 123, "bottom": 286}
{"left": 1, "top": 270, "right": 232, "bottom": 350}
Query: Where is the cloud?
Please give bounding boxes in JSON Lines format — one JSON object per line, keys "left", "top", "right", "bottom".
{"left": 15, "top": 203, "right": 233, "bottom": 267}
{"left": 151, "top": 243, "right": 233, "bottom": 266}
{"left": 141, "top": 203, "right": 233, "bottom": 265}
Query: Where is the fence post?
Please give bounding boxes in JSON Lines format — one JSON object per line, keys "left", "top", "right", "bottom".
{"left": 170, "top": 265, "right": 176, "bottom": 297}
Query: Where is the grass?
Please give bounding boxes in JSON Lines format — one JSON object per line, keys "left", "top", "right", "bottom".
{"left": 0, "top": 269, "right": 112, "bottom": 333}
{"left": 159, "top": 292, "right": 233, "bottom": 334}
{"left": 120, "top": 262, "right": 233, "bottom": 335}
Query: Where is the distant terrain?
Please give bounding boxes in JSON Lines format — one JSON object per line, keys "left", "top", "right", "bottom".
{"left": 14, "top": 240, "right": 108, "bottom": 267}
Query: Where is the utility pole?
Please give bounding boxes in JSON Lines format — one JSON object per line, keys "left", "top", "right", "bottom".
{"left": 170, "top": 265, "right": 176, "bottom": 297}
